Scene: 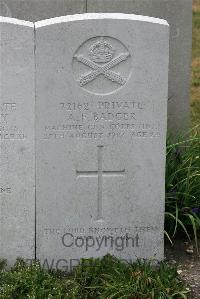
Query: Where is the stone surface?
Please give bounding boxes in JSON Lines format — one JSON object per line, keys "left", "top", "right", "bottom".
{"left": 0, "top": 0, "right": 192, "bottom": 135}
{"left": 87, "top": 0, "right": 192, "bottom": 135}
{"left": 35, "top": 13, "right": 169, "bottom": 269}
{"left": 0, "top": 17, "right": 35, "bottom": 266}
{"left": 0, "top": 0, "right": 86, "bottom": 21}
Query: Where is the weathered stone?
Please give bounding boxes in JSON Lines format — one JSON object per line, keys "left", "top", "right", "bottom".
{"left": 0, "top": 17, "right": 35, "bottom": 266}
{"left": 35, "top": 14, "right": 169, "bottom": 269}
{"left": 0, "top": 0, "right": 86, "bottom": 21}
{"left": 87, "top": 0, "right": 192, "bottom": 135}
{"left": 0, "top": 0, "right": 192, "bottom": 135}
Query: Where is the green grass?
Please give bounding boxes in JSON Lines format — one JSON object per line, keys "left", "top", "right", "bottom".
{"left": 164, "top": 1, "right": 200, "bottom": 249}
{"left": 165, "top": 131, "right": 200, "bottom": 249}
{"left": 191, "top": 1, "right": 200, "bottom": 124}
{"left": 0, "top": 256, "right": 189, "bottom": 299}
{"left": 164, "top": 1, "right": 200, "bottom": 250}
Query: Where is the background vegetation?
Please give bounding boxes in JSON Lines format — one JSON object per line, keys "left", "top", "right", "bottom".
{"left": 164, "top": 1, "right": 200, "bottom": 249}
{"left": 191, "top": 0, "right": 200, "bottom": 125}
{"left": 0, "top": 256, "right": 189, "bottom": 299}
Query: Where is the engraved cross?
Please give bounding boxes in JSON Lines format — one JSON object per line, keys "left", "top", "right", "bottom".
{"left": 76, "top": 145, "right": 125, "bottom": 221}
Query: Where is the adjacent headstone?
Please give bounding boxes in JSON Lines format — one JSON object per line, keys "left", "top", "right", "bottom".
{"left": 35, "top": 14, "right": 169, "bottom": 269}
{"left": 0, "top": 17, "right": 35, "bottom": 266}
{"left": 87, "top": 0, "right": 192, "bottom": 135}
{"left": 0, "top": 0, "right": 86, "bottom": 21}
{"left": 0, "top": 1, "right": 12, "bottom": 17}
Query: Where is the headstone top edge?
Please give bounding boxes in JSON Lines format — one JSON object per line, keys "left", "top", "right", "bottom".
{"left": 0, "top": 16, "right": 34, "bottom": 27}
{"left": 35, "top": 13, "right": 169, "bottom": 29}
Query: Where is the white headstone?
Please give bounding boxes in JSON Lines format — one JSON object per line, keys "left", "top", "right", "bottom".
{"left": 87, "top": 0, "right": 192, "bottom": 135}
{"left": 1, "top": 0, "right": 192, "bottom": 135}
{"left": 35, "top": 13, "right": 169, "bottom": 269}
{"left": 0, "top": 17, "right": 35, "bottom": 266}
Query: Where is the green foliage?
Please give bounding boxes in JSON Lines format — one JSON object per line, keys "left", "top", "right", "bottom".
{"left": 0, "top": 255, "right": 189, "bottom": 299}
{"left": 165, "top": 130, "right": 200, "bottom": 249}
{"left": 0, "top": 260, "right": 7, "bottom": 271}
{"left": 192, "top": 9, "right": 200, "bottom": 59}
{"left": 191, "top": 3, "right": 200, "bottom": 126}
{"left": 74, "top": 255, "right": 188, "bottom": 299}
{"left": 0, "top": 258, "right": 79, "bottom": 299}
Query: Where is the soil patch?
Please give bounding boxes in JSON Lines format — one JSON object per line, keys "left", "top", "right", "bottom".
{"left": 165, "top": 239, "right": 200, "bottom": 299}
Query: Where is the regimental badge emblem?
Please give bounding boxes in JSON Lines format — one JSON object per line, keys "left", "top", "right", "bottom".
{"left": 72, "top": 36, "right": 132, "bottom": 95}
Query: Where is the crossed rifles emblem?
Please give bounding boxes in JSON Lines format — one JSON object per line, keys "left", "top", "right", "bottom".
{"left": 74, "top": 41, "right": 130, "bottom": 87}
